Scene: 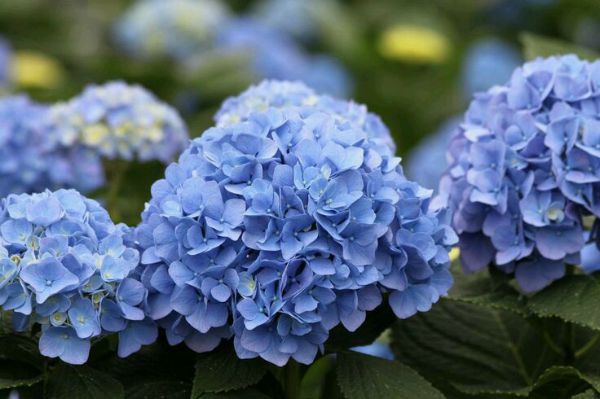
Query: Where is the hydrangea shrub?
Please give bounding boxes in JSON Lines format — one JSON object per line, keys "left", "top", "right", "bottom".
{"left": 0, "top": 190, "right": 156, "bottom": 364}
{"left": 440, "top": 55, "right": 600, "bottom": 292}
{"left": 137, "top": 82, "right": 456, "bottom": 365}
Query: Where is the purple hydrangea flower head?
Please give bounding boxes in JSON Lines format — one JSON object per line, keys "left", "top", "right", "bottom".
{"left": 114, "top": 0, "right": 229, "bottom": 61}
{"left": 440, "top": 54, "right": 600, "bottom": 292}
{"left": 0, "top": 96, "right": 104, "bottom": 197}
{"left": 48, "top": 81, "right": 189, "bottom": 163}
{"left": 215, "top": 80, "right": 394, "bottom": 153}
{"left": 137, "top": 87, "right": 456, "bottom": 366}
{"left": 0, "top": 189, "right": 156, "bottom": 364}
{"left": 216, "top": 19, "right": 352, "bottom": 97}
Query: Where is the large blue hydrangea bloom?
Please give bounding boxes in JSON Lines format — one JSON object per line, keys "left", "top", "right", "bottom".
{"left": 0, "top": 190, "right": 157, "bottom": 364}
{"left": 440, "top": 55, "right": 600, "bottom": 292}
{"left": 137, "top": 89, "right": 456, "bottom": 366}
{"left": 114, "top": 0, "right": 229, "bottom": 61}
{"left": 215, "top": 80, "right": 394, "bottom": 153}
{"left": 48, "top": 81, "right": 189, "bottom": 163}
{"left": 216, "top": 19, "right": 352, "bottom": 98}
{"left": 0, "top": 96, "right": 104, "bottom": 197}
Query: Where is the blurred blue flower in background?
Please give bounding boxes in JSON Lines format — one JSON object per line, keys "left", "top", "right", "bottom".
{"left": 136, "top": 82, "right": 455, "bottom": 365}
{"left": 0, "top": 37, "right": 11, "bottom": 88}
{"left": 407, "top": 117, "right": 460, "bottom": 191}
{"left": 0, "top": 96, "right": 104, "bottom": 198}
{"left": 440, "top": 55, "right": 600, "bottom": 292}
{"left": 216, "top": 18, "right": 352, "bottom": 97}
{"left": 252, "top": 0, "right": 320, "bottom": 42}
{"left": 0, "top": 189, "right": 156, "bottom": 364}
{"left": 461, "top": 38, "right": 522, "bottom": 96}
{"left": 48, "top": 81, "right": 189, "bottom": 163}
{"left": 114, "top": 0, "right": 229, "bottom": 61}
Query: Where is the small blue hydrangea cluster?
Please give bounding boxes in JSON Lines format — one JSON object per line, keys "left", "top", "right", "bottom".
{"left": 48, "top": 81, "right": 189, "bottom": 163}
{"left": 216, "top": 19, "right": 352, "bottom": 98}
{"left": 440, "top": 55, "right": 600, "bottom": 292}
{"left": 0, "top": 190, "right": 157, "bottom": 364}
{"left": 137, "top": 85, "right": 456, "bottom": 365}
{"left": 214, "top": 80, "right": 394, "bottom": 153}
{"left": 114, "top": 0, "right": 229, "bottom": 61}
{"left": 0, "top": 96, "right": 104, "bottom": 198}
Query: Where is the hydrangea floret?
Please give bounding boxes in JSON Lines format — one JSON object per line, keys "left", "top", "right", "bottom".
{"left": 48, "top": 81, "right": 189, "bottom": 163}
{"left": 0, "top": 95, "right": 104, "bottom": 197}
{"left": 440, "top": 54, "right": 600, "bottom": 292}
{"left": 137, "top": 84, "right": 456, "bottom": 366}
{"left": 0, "top": 189, "right": 157, "bottom": 364}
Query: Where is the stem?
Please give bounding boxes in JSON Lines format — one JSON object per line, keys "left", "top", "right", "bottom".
{"left": 564, "top": 265, "right": 576, "bottom": 363}
{"left": 106, "top": 160, "right": 127, "bottom": 221}
{"left": 575, "top": 333, "right": 600, "bottom": 359}
{"left": 284, "top": 360, "right": 301, "bottom": 399}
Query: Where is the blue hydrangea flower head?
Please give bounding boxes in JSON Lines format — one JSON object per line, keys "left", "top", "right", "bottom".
{"left": 216, "top": 18, "right": 352, "bottom": 97}
{"left": 440, "top": 54, "right": 600, "bottom": 292}
{"left": 48, "top": 81, "right": 189, "bottom": 163}
{"left": 0, "top": 96, "right": 104, "bottom": 197}
{"left": 137, "top": 90, "right": 456, "bottom": 365}
{"left": 114, "top": 0, "right": 229, "bottom": 61}
{"left": 461, "top": 38, "right": 522, "bottom": 96}
{"left": 0, "top": 189, "right": 157, "bottom": 364}
{"left": 215, "top": 80, "right": 394, "bottom": 153}
{"left": 252, "top": 0, "right": 319, "bottom": 42}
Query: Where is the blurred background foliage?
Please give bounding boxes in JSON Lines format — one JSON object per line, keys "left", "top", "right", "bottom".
{"left": 1, "top": 0, "right": 600, "bottom": 216}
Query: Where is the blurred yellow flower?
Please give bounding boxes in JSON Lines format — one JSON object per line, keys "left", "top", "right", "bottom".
{"left": 10, "top": 50, "right": 65, "bottom": 89}
{"left": 378, "top": 25, "right": 450, "bottom": 64}
{"left": 449, "top": 247, "right": 460, "bottom": 263}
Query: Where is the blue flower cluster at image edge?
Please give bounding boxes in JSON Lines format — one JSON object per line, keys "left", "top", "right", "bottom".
{"left": 48, "top": 81, "right": 189, "bottom": 163}
{"left": 0, "top": 190, "right": 157, "bottom": 364}
{"left": 440, "top": 54, "right": 600, "bottom": 292}
{"left": 0, "top": 96, "right": 104, "bottom": 198}
{"left": 137, "top": 81, "right": 456, "bottom": 366}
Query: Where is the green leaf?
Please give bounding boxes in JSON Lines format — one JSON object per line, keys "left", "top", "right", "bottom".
{"left": 0, "top": 335, "right": 44, "bottom": 390}
{"left": 300, "top": 355, "right": 335, "bottom": 399}
{"left": 520, "top": 33, "right": 599, "bottom": 61}
{"left": 336, "top": 352, "right": 444, "bottom": 399}
{"left": 573, "top": 390, "right": 600, "bottom": 399}
{"left": 449, "top": 267, "right": 527, "bottom": 316}
{"left": 198, "top": 389, "right": 271, "bottom": 399}
{"left": 46, "top": 364, "right": 124, "bottom": 399}
{"left": 528, "top": 275, "right": 600, "bottom": 331}
{"left": 527, "top": 366, "right": 597, "bottom": 399}
{"left": 392, "top": 299, "right": 563, "bottom": 396}
{"left": 191, "top": 346, "right": 268, "bottom": 397}
{"left": 326, "top": 303, "right": 396, "bottom": 352}
{"left": 126, "top": 381, "right": 190, "bottom": 399}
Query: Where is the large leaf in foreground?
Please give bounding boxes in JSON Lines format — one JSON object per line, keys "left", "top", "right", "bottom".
{"left": 336, "top": 352, "right": 444, "bottom": 399}
{"left": 528, "top": 275, "right": 600, "bottom": 331}
{"left": 392, "top": 299, "right": 562, "bottom": 396}
{"left": 0, "top": 335, "right": 44, "bottom": 390}
{"left": 46, "top": 364, "right": 124, "bottom": 399}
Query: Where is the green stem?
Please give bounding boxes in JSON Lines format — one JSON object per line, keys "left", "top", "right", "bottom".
{"left": 284, "top": 360, "right": 301, "bottom": 399}
{"left": 575, "top": 333, "right": 600, "bottom": 359}
{"left": 106, "top": 160, "right": 127, "bottom": 221}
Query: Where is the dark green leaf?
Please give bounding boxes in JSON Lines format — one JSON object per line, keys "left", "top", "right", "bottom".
{"left": 336, "top": 352, "right": 444, "bottom": 399}
{"left": 191, "top": 346, "right": 267, "bottom": 397}
{"left": 520, "top": 33, "right": 599, "bottom": 61}
{"left": 392, "top": 299, "right": 562, "bottom": 396}
{"left": 449, "top": 267, "right": 527, "bottom": 316}
{"left": 198, "top": 389, "right": 271, "bottom": 399}
{"left": 300, "top": 355, "right": 335, "bottom": 399}
{"left": 46, "top": 364, "right": 124, "bottom": 399}
{"left": 326, "top": 304, "right": 396, "bottom": 352}
{"left": 0, "top": 335, "right": 43, "bottom": 390}
{"left": 572, "top": 390, "right": 600, "bottom": 399}
{"left": 126, "top": 381, "right": 190, "bottom": 399}
{"left": 528, "top": 275, "right": 600, "bottom": 331}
